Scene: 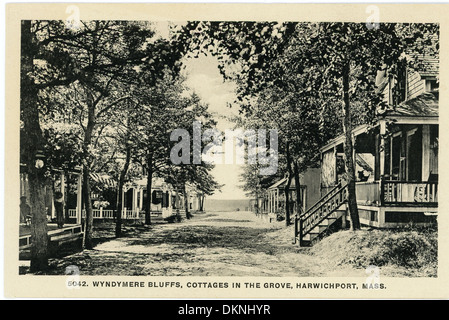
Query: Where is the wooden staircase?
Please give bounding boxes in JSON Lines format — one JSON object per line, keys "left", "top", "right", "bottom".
{"left": 294, "top": 181, "right": 348, "bottom": 246}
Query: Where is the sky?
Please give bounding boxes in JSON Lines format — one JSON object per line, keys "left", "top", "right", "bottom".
{"left": 153, "top": 22, "right": 249, "bottom": 200}
{"left": 182, "top": 55, "right": 250, "bottom": 200}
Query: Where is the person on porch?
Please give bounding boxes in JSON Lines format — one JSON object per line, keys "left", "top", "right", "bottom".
{"left": 54, "top": 191, "right": 65, "bottom": 228}
{"left": 20, "top": 196, "right": 31, "bottom": 225}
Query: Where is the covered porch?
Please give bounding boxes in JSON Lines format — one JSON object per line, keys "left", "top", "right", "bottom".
{"left": 19, "top": 166, "right": 84, "bottom": 252}
{"left": 112, "top": 177, "right": 176, "bottom": 220}
{"left": 264, "top": 177, "right": 307, "bottom": 220}
{"left": 320, "top": 94, "right": 438, "bottom": 228}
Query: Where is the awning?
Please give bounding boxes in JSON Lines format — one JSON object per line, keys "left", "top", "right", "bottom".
{"left": 89, "top": 173, "right": 117, "bottom": 188}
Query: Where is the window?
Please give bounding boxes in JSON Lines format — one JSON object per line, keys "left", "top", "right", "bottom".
{"left": 425, "top": 78, "right": 438, "bottom": 93}
{"left": 406, "top": 128, "right": 422, "bottom": 181}
{"left": 391, "top": 132, "right": 403, "bottom": 180}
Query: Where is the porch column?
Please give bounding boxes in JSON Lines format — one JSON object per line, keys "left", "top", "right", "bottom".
{"left": 378, "top": 120, "right": 387, "bottom": 206}
{"left": 132, "top": 187, "right": 137, "bottom": 214}
{"left": 51, "top": 183, "right": 56, "bottom": 220}
{"left": 20, "top": 173, "right": 25, "bottom": 197}
{"left": 60, "top": 171, "right": 66, "bottom": 205}
{"left": 379, "top": 120, "right": 386, "bottom": 177}
{"left": 121, "top": 187, "right": 126, "bottom": 219}
{"left": 139, "top": 188, "right": 144, "bottom": 211}
{"left": 333, "top": 146, "right": 337, "bottom": 184}
{"left": 60, "top": 172, "right": 66, "bottom": 222}
{"left": 276, "top": 188, "right": 279, "bottom": 213}
{"left": 422, "top": 124, "right": 431, "bottom": 181}
{"left": 268, "top": 191, "right": 271, "bottom": 213}
{"left": 168, "top": 192, "right": 172, "bottom": 211}
{"left": 76, "top": 172, "right": 82, "bottom": 224}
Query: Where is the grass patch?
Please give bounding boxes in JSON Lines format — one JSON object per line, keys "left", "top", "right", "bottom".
{"left": 309, "top": 226, "right": 437, "bottom": 277}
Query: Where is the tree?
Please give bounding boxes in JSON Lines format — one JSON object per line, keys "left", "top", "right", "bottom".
{"left": 163, "top": 93, "right": 220, "bottom": 219}
{"left": 131, "top": 74, "right": 189, "bottom": 224}
{"left": 20, "top": 20, "right": 49, "bottom": 271}
{"left": 177, "top": 21, "right": 439, "bottom": 230}
{"left": 283, "top": 23, "right": 438, "bottom": 229}
{"left": 21, "top": 20, "right": 189, "bottom": 267}
{"left": 194, "top": 167, "right": 223, "bottom": 212}
{"left": 100, "top": 96, "right": 139, "bottom": 237}
{"left": 177, "top": 22, "right": 335, "bottom": 225}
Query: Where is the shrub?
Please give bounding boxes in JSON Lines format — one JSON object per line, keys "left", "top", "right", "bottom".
{"left": 310, "top": 228, "right": 437, "bottom": 276}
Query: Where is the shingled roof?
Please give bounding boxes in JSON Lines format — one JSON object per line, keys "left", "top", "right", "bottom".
{"left": 412, "top": 53, "right": 439, "bottom": 78}
{"left": 387, "top": 91, "right": 438, "bottom": 117}
{"left": 268, "top": 176, "right": 305, "bottom": 190}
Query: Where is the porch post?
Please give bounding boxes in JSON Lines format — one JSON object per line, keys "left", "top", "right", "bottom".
{"left": 50, "top": 179, "right": 56, "bottom": 220}
{"left": 132, "top": 187, "right": 137, "bottom": 215}
{"left": 379, "top": 120, "right": 387, "bottom": 206}
{"left": 168, "top": 191, "right": 172, "bottom": 211}
{"left": 276, "top": 188, "right": 279, "bottom": 213}
{"left": 121, "top": 187, "right": 125, "bottom": 219}
{"left": 379, "top": 120, "right": 386, "bottom": 177}
{"left": 269, "top": 190, "right": 272, "bottom": 213}
{"left": 139, "top": 188, "right": 143, "bottom": 211}
{"left": 422, "top": 124, "right": 431, "bottom": 181}
{"left": 334, "top": 146, "right": 337, "bottom": 184}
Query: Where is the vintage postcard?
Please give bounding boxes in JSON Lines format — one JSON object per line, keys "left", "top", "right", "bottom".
{"left": 4, "top": 2, "right": 449, "bottom": 301}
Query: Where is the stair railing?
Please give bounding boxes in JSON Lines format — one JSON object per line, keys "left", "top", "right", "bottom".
{"left": 295, "top": 181, "right": 348, "bottom": 245}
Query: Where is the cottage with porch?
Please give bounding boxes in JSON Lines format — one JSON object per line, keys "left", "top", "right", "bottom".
{"left": 295, "top": 53, "right": 439, "bottom": 246}
{"left": 254, "top": 167, "right": 321, "bottom": 222}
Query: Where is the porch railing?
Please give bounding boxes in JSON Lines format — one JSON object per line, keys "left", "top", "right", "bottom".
{"left": 300, "top": 182, "right": 348, "bottom": 236}
{"left": 294, "top": 181, "right": 348, "bottom": 246}
{"left": 356, "top": 181, "right": 380, "bottom": 205}
{"left": 353, "top": 180, "right": 438, "bottom": 206}
{"left": 382, "top": 180, "right": 438, "bottom": 205}
{"left": 68, "top": 208, "right": 143, "bottom": 220}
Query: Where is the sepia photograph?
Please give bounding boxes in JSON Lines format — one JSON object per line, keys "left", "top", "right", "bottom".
{"left": 3, "top": 2, "right": 449, "bottom": 300}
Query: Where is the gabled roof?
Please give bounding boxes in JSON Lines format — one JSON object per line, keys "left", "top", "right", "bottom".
{"left": 320, "top": 92, "right": 438, "bottom": 154}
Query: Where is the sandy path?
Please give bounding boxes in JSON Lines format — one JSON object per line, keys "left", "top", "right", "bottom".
{"left": 42, "top": 211, "right": 364, "bottom": 277}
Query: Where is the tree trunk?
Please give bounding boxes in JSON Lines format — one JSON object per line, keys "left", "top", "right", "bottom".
{"left": 183, "top": 183, "right": 192, "bottom": 219}
{"left": 293, "top": 161, "right": 303, "bottom": 217}
{"left": 255, "top": 190, "right": 259, "bottom": 215}
{"left": 199, "top": 194, "right": 205, "bottom": 211}
{"left": 81, "top": 87, "right": 96, "bottom": 249}
{"left": 82, "top": 166, "right": 94, "bottom": 249}
{"left": 284, "top": 174, "right": 292, "bottom": 226}
{"left": 284, "top": 141, "right": 293, "bottom": 226}
{"left": 174, "top": 189, "right": 181, "bottom": 220}
{"left": 21, "top": 20, "right": 49, "bottom": 272}
{"left": 28, "top": 172, "right": 49, "bottom": 272}
{"left": 342, "top": 62, "right": 361, "bottom": 230}
{"left": 116, "top": 144, "right": 131, "bottom": 237}
{"left": 116, "top": 180, "right": 124, "bottom": 236}
{"left": 145, "top": 154, "right": 153, "bottom": 225}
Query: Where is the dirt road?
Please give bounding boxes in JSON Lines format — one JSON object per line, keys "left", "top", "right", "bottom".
{"left": 42, "top": 211, "right": 362, "bottom": 276}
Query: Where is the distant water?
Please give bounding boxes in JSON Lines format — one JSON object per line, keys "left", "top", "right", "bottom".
{"left": 204, "top": 199, "right": 251, "bottom": 212}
